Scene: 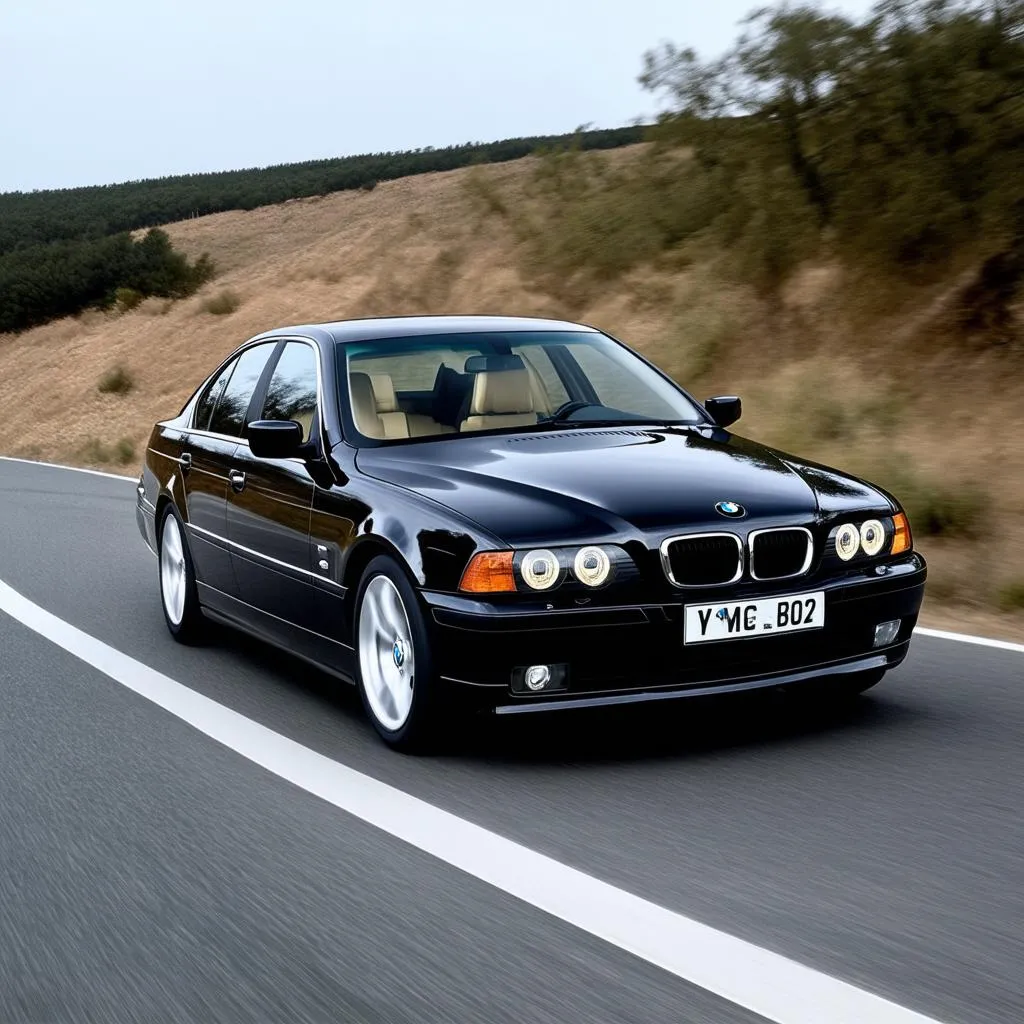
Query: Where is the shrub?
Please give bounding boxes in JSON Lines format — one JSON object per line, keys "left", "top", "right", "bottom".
{"left": 870, "top": 462, "right": 987, "bottom": 539}
{"left": 463, "top": 167, "right": 508, "bottom": 217}
{"left": 115, "top": 438, "right": 136, "bottom": 464}
{"left": 114, "top": 287, "right": 143, "bottom": 312}
{"left": 79, "top": 436, "right": 137, "bottom": 465}
{"left": 97, "top": 364, "right": 135, "bottom": 395}
{"left": 202, "top": 289, "right": 241, "bottom": 315}
{"left": 997, "top": 582, "right": 1024, "bottom": 613}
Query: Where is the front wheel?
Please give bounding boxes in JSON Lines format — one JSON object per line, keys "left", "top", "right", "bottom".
{"left": 158, "top": 504, "right": 206, "bottom": 644}
{"left": 355, "top": 555, "right": 442, "bottom": 752}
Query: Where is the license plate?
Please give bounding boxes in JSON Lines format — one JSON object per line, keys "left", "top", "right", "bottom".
{"left": 684, "top": 591, "right": 825, "bottom": 644}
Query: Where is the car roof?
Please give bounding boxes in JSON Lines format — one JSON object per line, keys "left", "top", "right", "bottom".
{"left": 251, "top": 315, "right": 600, "bottom": 346}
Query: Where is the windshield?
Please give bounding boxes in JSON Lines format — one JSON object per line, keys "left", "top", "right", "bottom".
{"left": 340, "top": 330, "right": 705, "bottom": 442}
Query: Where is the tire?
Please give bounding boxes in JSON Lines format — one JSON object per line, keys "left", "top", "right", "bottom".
{"left": 354, "top": 554, "right": 442, "bottom": 752}
{"left": 158, "top": 503, "right": 206, "bottom": 644}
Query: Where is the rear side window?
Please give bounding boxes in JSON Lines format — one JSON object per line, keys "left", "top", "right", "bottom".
{"left": 260, "top": 342, "right": 319, "bottom": 442}
{"left": 193, "top": 362, "right": 234, "bottom": 432}
{"left": 208, "top": 342, "right": 276, "bottom": 437}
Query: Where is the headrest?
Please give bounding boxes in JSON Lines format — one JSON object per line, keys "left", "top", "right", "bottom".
{"left": 464, "top": 354, "right": 525, "bottom": 374}
{"left": 468, "top": 369, "right": 534, "bottom": 416}
{"left": 369, "top": 373, "right": 399, "bottom": 413}
{"left": 349, "top": 372, "right": 383, "bottom": 437}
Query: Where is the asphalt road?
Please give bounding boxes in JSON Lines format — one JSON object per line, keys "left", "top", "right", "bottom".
{"left": 1, "top": 458, "right": 1022, "bottom": 1024}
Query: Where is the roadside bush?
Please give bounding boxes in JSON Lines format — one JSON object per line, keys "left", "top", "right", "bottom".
{"left": 97, "top": 364, "right": 135, "bottom": 395}
{"left": 870, "top": 462, "right": 987, "bottom": 539}
{"left": 463, "top": 166, "right": 509, "bottom": 218}
{"left": 79, "top": 436, "right": 137, "bottom": 465}
{"left": 202, "top": 289, "right": 241, "bottom": 315}
{"left": 0, "top": 228, "right": 214, "bottom": 333}
{"left": 115, "top": 438, "right": 136, "bottom": 464}
{"left": 114, "top": 287, "right": 143, "bottom": 312}
{"left": 997, "top": 582, "right": 1024, "bottom": 613}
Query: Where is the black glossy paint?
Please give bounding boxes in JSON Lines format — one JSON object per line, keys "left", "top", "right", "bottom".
{"left": 138, "top": 315, "right": 927, "bottom": 713}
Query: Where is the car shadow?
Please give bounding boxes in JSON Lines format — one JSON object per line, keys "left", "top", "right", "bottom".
{"left": 452, "top": 685, "right": 925, "bottom": 767}
{"left": 206, "top": 617, "right": 928, "bottom": 768}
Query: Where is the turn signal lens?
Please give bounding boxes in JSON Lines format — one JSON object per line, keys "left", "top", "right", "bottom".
{"left": 890, "top": 512, "right": 912, "bottom": 555}
{"left": 459, "top": 551, "right": 516, "bottom": 593}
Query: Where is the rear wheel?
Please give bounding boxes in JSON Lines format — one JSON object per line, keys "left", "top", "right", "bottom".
{"left": 158, "top": 504, "right": 205, "bottom": 643}
{"left": 355, "top": 555, "right": 441, "bottom": 752}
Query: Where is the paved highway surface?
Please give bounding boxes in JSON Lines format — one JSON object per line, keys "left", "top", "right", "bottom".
{"left": 0, "top": 458, "right": 1021, "bottom": 1024}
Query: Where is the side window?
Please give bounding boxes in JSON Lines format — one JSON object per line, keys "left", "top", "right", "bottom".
{"left": 208, "top": 342, "right": 276, "bottom": 437}
{"left": 260, "top": 342, "right": 319, "bottom": 442}
{"left": 193, "top": 362, "right": 235, "bottom": 431}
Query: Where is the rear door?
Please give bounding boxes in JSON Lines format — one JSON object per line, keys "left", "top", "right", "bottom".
{"left": 225, "top": 340, "right": 322, "bottom": 631}
{"left": 183, "top": 341, "right": 279, "bottom": 598}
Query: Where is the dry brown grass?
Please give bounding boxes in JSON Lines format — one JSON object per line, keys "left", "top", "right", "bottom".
{"left": 1, "top": 147, "right": 1022, "bottom": 640}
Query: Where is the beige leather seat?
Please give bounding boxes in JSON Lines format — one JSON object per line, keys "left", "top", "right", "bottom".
{"left": 460, "top": 369, "right": 539, "bottom": 432}
{"left": 369, "top": 372, "right": 454, "bottom": 437}
{"left": 292, "top": 408, "right": 315, "bottom": 440}
{"left": 351, "top": 372, "right": 408, "bottom": 439}
{"left": 519, "top": 355, "right": 554, "bottom": 416}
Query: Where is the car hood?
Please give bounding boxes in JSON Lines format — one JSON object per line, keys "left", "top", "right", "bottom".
{"left": 355, "top": 427, "right": 894, "bottom": 547}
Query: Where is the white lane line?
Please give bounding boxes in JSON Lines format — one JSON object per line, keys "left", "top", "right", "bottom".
{"left": 914, "top": 626, "right": 1024, "bottom": 655}
{"left": 0, "top": 455, "right": 137, "bottom": 482}
{"left": 0, "top": 577, "right": 944, "bottom": 1024}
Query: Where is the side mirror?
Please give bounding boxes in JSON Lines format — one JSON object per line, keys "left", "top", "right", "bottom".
{"left": 247, "top": 419, "right": 304, "bottom": 459}
{"left": 704, "top": 396, "right": 741, "bottom": 428}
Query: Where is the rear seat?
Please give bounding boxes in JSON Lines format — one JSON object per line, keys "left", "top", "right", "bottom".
{"left": 368, "top": 372, "right": 453, "bottom": 437}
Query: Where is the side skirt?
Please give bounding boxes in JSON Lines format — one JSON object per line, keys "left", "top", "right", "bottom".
{"left": 197, "top": 582, "right": 356, "bottom": 685}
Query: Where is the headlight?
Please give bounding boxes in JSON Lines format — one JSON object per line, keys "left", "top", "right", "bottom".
{"left": 459, "top": 544, "right": 636, "bottom": 594}
{"left": 835, "top": 522, "right": 860, "bottom": 561}
{"left": 860, "top": 519, "right": 885, "bottom": 557}
{"left": 573, "top": 545, "right": 611, "bottom": 587}
{"left": 520, "top": 548, "right": 560, "bottom": 590}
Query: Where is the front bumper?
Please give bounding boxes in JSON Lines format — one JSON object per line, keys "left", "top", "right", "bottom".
{"left": 423, "top": 554, "right": 927, "bottom": 713}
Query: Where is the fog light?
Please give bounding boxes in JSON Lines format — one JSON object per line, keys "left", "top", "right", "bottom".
{"left": 525, "top": 665, "right": 551, "bottom": 691}
{"left": 511, "top": 663, "right": 568, "bottom": 695}
{"left": 873, "top": 619, "right": 901, "bottom": 647}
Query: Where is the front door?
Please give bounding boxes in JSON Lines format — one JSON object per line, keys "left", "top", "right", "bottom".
{"left": 184, "top": 339, "right": 280, "bottom": 599}
{"left": 181, "top": 431, "right": 238, "bottom": 596}
{"left": 226, "top": 340, "right": 320, "bottom": 630}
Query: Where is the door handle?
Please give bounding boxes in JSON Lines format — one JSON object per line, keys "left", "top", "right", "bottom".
{"left": 179, "top": 452, "right": 192, "bottom": 472}
{"left": 229, "top": 469, "right": 246, "bottom": 492}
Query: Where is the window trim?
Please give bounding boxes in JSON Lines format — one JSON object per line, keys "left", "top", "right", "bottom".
{"left": 254, "top": 339, "right": 322, "bottom": 445}
{"left": 336, "top": 328, "right": 711, "bottom": 448}
{"left": 187, "top": 336, "right": 328, "bottom": 460}
{"left": 204, "top": 340, "right": 281, "bottom": 441}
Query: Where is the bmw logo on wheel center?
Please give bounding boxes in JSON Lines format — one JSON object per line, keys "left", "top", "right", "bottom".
{"left": 715, "top": 500, "right": 746, "bottom": 518}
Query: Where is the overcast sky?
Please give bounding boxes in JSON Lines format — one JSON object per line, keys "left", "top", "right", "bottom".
{"left": 2, "top": 0, "right": 877, "bottom": 194}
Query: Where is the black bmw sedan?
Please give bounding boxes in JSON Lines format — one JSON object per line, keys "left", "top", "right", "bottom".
{"left": 136, "top": 315, "right": 927, "bottom": 750}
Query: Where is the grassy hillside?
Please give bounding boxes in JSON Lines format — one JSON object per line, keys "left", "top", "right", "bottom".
{"left": 0, "top": 147, "right": 1021, "bottom": 637}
